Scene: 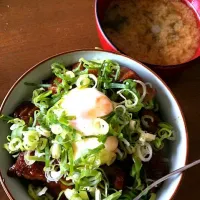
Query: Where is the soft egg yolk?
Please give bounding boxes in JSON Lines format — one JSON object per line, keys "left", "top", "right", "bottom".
{"left": 61, "top": 88, "right": 118, "bottom": 164}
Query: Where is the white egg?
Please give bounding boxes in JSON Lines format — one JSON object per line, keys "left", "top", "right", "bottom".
{"left": 70, "top": 118, "right": 109, "bottom": 136}
{"left": 72, "top": 137, "right": 118, "bottom": 165}
{"left": 61, "top": 88, "right": 113, "bottom": 119}
{"left": 70, "top": 119, "right": 95, "bottom": 136}
{"left": 60, "top": 87, "right": 116, "bottom": 163}
{"left": 72, "top": 138, "right": 101, "bottom": 160}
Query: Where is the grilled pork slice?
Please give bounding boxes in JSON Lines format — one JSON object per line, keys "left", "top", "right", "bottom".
{"left": 13, "top": 101, "right": 38, "bottom": 124}
{"left": 140, "top": 109, "right": 160, "bottom": 133}
{"left": 8, "top": 152, "right": 68, "bottom": 198}
{"left": 101, "top": 156, "right": 134, "bottom": 190}
{"left": 144, "top": 150, "right": 169, "bottom": 181}
{"left": 8, "top": 152, "right": 45, "bottom": 181}
{"left": 102, "top": 164, "right": 125, "bottom": 190}
{"left": 71, "top": 62, "right": 98, "bottom": 76}
{"left": 119, "top": 66, "right": 142, "bottom": 82}
{"left": 119, "top": 67, "right": 156, "bottom": 103}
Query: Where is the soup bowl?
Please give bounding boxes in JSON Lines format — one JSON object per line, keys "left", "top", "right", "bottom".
{"left": 0, "top": 50, "right": 188, "bottom": 200}
{"left": 95, "top": 0, "right": 200, "bottom": 77}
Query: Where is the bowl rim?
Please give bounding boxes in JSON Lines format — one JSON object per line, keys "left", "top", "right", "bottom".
{"left": 0, "top": 49, "right": 189, "bottom": 200}
{"left": 94, "top": 0, "right": 200, "bottom": 67}
{"left": 94, "top": 0, "right": 119, "bottom": 51}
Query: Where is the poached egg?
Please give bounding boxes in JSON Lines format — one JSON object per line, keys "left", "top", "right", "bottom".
{"left": 60, "top": 88, "right": 118, "bottom": 164}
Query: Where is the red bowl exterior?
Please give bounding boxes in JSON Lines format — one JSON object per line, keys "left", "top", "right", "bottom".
{"left": 95, "top": 0, "right": 200, "bottom": 78}
{"left": 95, "top": 0, "right": 117, "bottom": 52}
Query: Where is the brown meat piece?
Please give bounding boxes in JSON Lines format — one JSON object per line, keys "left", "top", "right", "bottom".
{"left": 47, "top": 182, "right": 68, "bottom": 199}
{"left": 119, "top": 66, "right": 142, "bottom": 82}
{"left": 101, "top": 164, "right": 125, "bottom": 190}
{"left": 140, "top": 109, "right": 160, "bottom": 133}
{"left": 143, "top": 150, "right": 169, "bottom": 194}
{"left": 144, "top": 86, "right": 156, "bottom": 103}
{"left": 114, "top": 171, "right": 125, "bottom": 190}
{"left": 119, "top": 67, "right": 156, "bottom": 102}
{"left": 8, "top": 152, "right": 45, "bottom": 181}
{"left": 8, "top": 152, "right": 69, "bottom": 198}
{"left": 71, "top": 62, "right": 83, "bottom": 71}
{"left": 137, "top": 85, "right": 156, "bottom": 103}
{"left": 48, "top": 77, "right": 62, "bottom": 94}
{"left": 13, "top": 102, "right": 38, "bottom": 124}
{"left": 101, "top": 156, "right": 135, "bottom": 189}
{"left": 71, "top": 62, "right": 98, "bottom": 75}
{"left": 143, "top": 150, "right": 169, "bottom": 181}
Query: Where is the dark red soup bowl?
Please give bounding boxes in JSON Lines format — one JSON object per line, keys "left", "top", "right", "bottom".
{"left": 95, "top": 0, "right": 200, "bottom": 78}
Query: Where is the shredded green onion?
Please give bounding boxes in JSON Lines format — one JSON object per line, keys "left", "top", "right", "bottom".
{"left": 1, "top": 58, "right": 175, "bottom": 200}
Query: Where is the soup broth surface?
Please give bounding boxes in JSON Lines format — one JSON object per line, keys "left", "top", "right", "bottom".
{"left": 103, "top": 0, "right": 200, "bottom": 65}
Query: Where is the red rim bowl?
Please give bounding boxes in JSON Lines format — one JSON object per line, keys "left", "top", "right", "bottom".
{"left": 95, "top": 0, "right": 200, "bottom": 77}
